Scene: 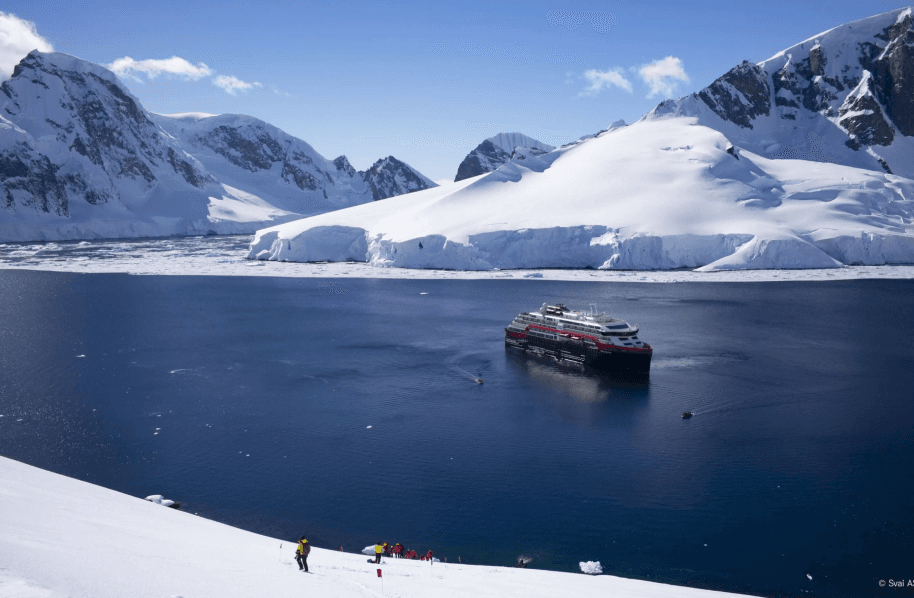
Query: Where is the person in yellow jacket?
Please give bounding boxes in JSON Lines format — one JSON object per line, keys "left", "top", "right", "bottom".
{"left": 374, "top": 541, "right": 383, "bottom": 564}
{"left": 296, "top": 536, "right": 310, "bottom": 572}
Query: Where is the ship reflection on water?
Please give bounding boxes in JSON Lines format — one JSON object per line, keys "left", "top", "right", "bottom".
{"left": 504, "top": 349, "right": 649, "bottom": 404}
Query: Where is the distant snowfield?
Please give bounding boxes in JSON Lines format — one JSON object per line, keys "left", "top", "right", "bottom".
{"left": 1, "top": 235, "right": 913, "bottom": 282}
{"left": 0, "top": 456, "right": 754, "bottom": 598}
{"left": 248, "top": 118, "right": 914, "bottom": 272}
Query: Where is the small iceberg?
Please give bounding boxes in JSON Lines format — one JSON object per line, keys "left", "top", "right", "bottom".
{"left": 579, "top": 561, "right": 603, "bottom": 575}
{"left": 145, "top": 495, "right": 180, "bottom": 509}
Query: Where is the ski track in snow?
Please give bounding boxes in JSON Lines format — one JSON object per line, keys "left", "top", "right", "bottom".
{"left": 1, "top": 235, "right": 913, "bottom": 282}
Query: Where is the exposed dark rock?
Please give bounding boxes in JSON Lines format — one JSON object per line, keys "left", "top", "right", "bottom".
{"left": 0, "top": 147, "right": 68, "bottom": 216}
{"left": 195, "top": 126, "right": 278, "bottom": 171}
{"left": 455, "top": 139, "right": 511, "bottom": 181}
{"left": 167, "top": 148, "right": 207, "bottom": 187}
{"left": 362, "top": 156, "right": 433, "bottom": 200}
{"left": 119, "top": 155, "right": 156, "bottom": 183}
{"left": 89, "top": 73, "right": 151, "bottom": 127}
{"left": 698, "top": 61, "right": 770, "bottom": 128}
{"left": 839, "top": 88, "right": 895, "bottom": 148}
{"left": 333, "top": 155, "right": 357, "bottom": 177}
{"left": 281, "top": 162, "right": 319, "bottom": 191}
{"left": 860, "top": 13, "right": 914, "bottom": 136}
{"left": 69, "top": 135, "right": 102, "bottom": 166}
{"left": 809, "top": 46, "right": 827, "bottom": 76}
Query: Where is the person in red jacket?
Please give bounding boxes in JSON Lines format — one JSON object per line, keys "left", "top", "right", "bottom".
{"left": 393, "top": 543, "right": 403, "bottom": 558}
{"left": 426, "top": 549, "right": 434, "bottom": 564}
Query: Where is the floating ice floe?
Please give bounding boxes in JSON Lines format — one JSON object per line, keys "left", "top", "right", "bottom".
{"left": 145, "top": 495, "right": 177, "bottom": 508}
{"left": 579, "top": 561, "right": 603, "bottom": 575}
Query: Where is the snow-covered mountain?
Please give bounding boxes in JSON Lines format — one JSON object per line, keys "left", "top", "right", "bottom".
{"left": 454, "top": 133, "right": 554, "bottom": 181}
{"left": 153, "top": 114, "right": 436, "bottom": 209}
{"left": 644, "top": 8, "right": 914, "bottom": 179}
{"left": 249, "top": 9, "right": 914, "bottom": 272}
{"left": 249, "top": 116, "right": 914, "bottom": 271}
{"left": 0, "top": 51, "right": 434, "bottom": 242}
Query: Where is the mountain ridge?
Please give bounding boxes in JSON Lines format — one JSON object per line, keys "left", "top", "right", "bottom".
{"left": 0, "top": 51, "right": 435, "bottom": 242}
{"left": 643, "top": 7, "right": 914, "bottom": 178}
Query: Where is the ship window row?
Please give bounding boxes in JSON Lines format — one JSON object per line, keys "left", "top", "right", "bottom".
{"left": 563, "top": 322, "right": 599, "bottom": 334}
{"left": 528, "top": 330, "right": 556, "bottom": 339}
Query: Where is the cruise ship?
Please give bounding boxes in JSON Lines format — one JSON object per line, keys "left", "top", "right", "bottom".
{"left": 505, "top": 303, "right": 652, "bottom": 375}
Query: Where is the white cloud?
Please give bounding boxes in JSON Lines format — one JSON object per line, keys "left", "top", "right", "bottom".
{"left": 0, "top": 12, "right": 53, "bottom": 79}
{"left": 212, "top": 75, "right": 262, "bottom": 95}
{"left": 107, "top": 55, "right": 263, "bottom": 98}
{"left": 107, "top": 56, "right": 213, "bottom": 81}
{"left": 638, "top": 56, "right": 689, "bottom": 98}
{"left": 579, "top": 68, "right": 632, "bottom": 96}
{"left": 268, "top": 83, "right": 291, "bottom": 97}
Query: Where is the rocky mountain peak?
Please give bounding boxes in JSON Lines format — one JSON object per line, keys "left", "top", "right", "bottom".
{"left": 333, "top": 155, "right": 357, "bottom": 177}
{"left": 642, "top": 8, "right": 914, "bottom": 178}
{"left": 454, "top": 133, "right": 555, "bottom": 181}
{"left": 360, "top": 155, "right": 437, "bottom": 201}
{"left": 0, "top": 51, "right": 211, "bottom": 220}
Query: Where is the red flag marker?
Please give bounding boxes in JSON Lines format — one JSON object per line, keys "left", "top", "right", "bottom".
{"left": 377, "top": 569, "right": 382, "bottom": 578}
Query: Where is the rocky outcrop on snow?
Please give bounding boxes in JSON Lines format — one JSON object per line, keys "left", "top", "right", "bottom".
{"left": 0, "top": 52, "right": 434, "bottom": 242}
{"left": 644, "top": 8, "right": 914, "bottom": 179}
{"left": 361, "top": 155, "right": 436, "bottom": 200}
{"left": 454, "top": 133, "right": 554, "bottom": 181}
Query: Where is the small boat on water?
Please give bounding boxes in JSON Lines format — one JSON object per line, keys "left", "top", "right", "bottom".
{"left": 504, "top": 302, "right": 652, "bottom": 376}
{"left": 682, "top": 411, "right": 693, "bottom": 419}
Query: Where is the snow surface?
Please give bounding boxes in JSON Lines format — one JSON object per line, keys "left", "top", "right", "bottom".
{"left": 3, "top": 235, "right": 913, "bottom": 282}
{"left": 0, "top": 456, "right": 756, "bottom": 598}
{"left": 248, "top": 118, "right": 914, "bottom": 271}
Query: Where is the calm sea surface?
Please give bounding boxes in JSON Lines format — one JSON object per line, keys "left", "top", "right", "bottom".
{"left": 0, "top": 271, "right": 911, "bottom": 597}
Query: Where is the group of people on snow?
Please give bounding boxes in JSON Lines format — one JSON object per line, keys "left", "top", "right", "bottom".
{"left": 374, "top": 541, "right": 435, "bottom": 562}
{"left": 294, "top": 536, "right": 440, "bottom": 572}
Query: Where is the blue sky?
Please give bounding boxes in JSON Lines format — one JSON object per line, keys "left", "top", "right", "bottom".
{"left": 1, "top": 0, "right": 905, "bottom": 180}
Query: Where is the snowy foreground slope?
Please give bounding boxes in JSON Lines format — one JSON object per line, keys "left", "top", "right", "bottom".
{"left": 249, "top": 118, "right": 914, "bottom": 271}
{"left": 0, "top": 52, "right": 434, "bottom": 243}
{"left": 0, "top": 457, "right": 754, "bottom": 598}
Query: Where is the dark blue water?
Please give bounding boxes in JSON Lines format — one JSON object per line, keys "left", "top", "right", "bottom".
{"left": 1, "top": 271, "right": 912, "bottom": 597}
